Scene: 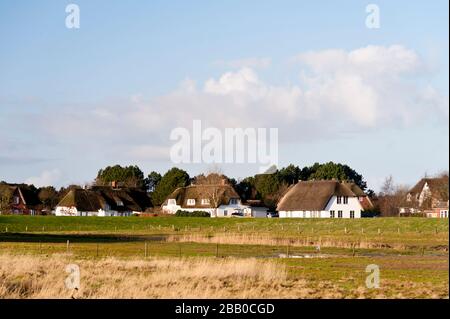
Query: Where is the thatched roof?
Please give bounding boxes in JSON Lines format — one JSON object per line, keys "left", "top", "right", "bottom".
{"left": 57, "top": 187, "right": 152, "bottom": 212}
{"left": 276, "top": 180, "right": 359, "bottom": 211}
{"left": 408, "top": 177, "right": 448, "bottom": 200}
{"left": 163, "top": 184, "right": 240, "bottom": 208}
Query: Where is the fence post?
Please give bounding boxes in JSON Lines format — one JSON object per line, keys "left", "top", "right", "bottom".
{"left": 378, "top": 228, "right": 381, "bottom": 235}
{"left": 66, "top": 240, "right": 70, "bottom": 253}
{"left": 179, "top": 244, "right": 182, "bottom": 258}
{"left": 25, "top": 226, "right": 28, "bottom": 232}
{"left": 5, "top": 227, "right": 7, "bottom": 233}
{"left": 39, "top": 242, "right": 42, "bottom": 254}
{"left": 215, "top": 243, "right": 219, "bottom": 258}
{"left": 144, "top": 242, "right": 148, "bottom": 258}
{"left": 286, "top": 244, "right": 290, "bottom": 258}
{"left": 344, "top": 227, "right": 347, "bottom": 234}
{"left": 361, "top": 228, "right": 364, "bottom": 234}
{"left": 397, "top": 227, "right": 400, "bottom": 234}
{"left": 96, "top": 243, "right": 99, "bottom": 257}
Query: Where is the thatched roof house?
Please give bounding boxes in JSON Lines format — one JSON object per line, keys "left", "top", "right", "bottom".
{"left": 163, "top": 184, "right": 240, "bottom": 209}
{"left": 162, "top": 183, "right": 246, "bottom": 217}
{"left": 276, "top": 180, "right": 368, "bottom": 218}
{"left": 55, "top": 186, "right": 152, "bottom": 216}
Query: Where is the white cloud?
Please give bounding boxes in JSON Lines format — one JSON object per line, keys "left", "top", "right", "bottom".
{"left": 33, "top": 45, "right": 447, "bottom": 162}
{"left": 25, "top": 169, "right": 61, "bottom": 187}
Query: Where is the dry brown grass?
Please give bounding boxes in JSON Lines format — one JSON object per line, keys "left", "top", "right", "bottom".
{"left": 0, "top": 253, "right": 447, "bottom": 299}
{"left": 0, "top": 254, "right": 292, "bottom": 299}
{"left": 166, "top": 233, "right": 418, "bottom": 250}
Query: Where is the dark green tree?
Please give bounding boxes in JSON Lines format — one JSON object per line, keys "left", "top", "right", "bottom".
{"left": 96, "top": 165, "right": 145, "bottom": 188}
{"left": 146, "top": 171, "right": 162, "bottom": 192}
{"left": 151, "top": 167, "right": 190, "bottom": 205}
{"left": 308, "top": 162, "right": 367, "bottom": 190}
{"left": 278, "top": 164, "right": 301, "bottom": 185}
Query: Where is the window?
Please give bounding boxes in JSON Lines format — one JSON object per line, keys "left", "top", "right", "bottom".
{"left": 201, "top": 198, "right": 210, "bottom": 205}
{"left": 336, "top": 196, "right": 342, "bottom": 204}
{"left": 229, "top": 198, "right": 238, "bottom": 205}
{"left": 330, "top": 210, "right": 335, "bottom": 218}
{"left": 224, "top": 210, "right": 228, "bottom": 216}
{"left": 440, "top": 210, "right": 448, "bottom": 218}
{"left": 168, "top": 199, "right": 176, "bottom": 205}
{"left": 350, "top": 211, "right": 355, "bottom": 219}
{"left": 343, "top": 196, "right": 349, "bottom": 204}
{"left": 13, "top": 196, "right": 20, "bottom": 205}
{"left": 187, "top": 199, "right": 196, "bottom": 206}
{"left": 116, "top": 200, "right": 124, "bottom": 206}
{"left": 338, "top": 210, "right": 343, "bottom": 218}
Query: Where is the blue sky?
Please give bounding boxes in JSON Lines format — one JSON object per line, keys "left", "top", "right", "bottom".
{"left": 0, "top": 0, "right": 448, "bottom": 191}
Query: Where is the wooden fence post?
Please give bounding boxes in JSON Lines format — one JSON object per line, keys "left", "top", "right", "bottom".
{"left": 66, "top": 240, "right": 70, "bottom": 253}
{"left": 144, "top": 242, "right": 148, "bottom": 258}
{"left": 96, "top": 243, "right": 99, "bottom": 257}
{"left": 215, "top": 243, "right": 219, "bottom": 258}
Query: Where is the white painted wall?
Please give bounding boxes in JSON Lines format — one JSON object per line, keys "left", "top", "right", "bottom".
{"left": 279, "top": 196, "right": 363, "bottom": 218}
{"left": 162, "top": 200, "right": 254, "bottom": 218}
{"left": 55, "top": 206, "right": 133, "bottom": 217}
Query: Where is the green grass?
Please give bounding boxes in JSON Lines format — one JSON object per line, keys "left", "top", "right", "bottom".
{"left": 0, "top": 215, "right": 448, "bottom": 233}
{"left": 0, "top": 216, "right": 448, "bottom": 298}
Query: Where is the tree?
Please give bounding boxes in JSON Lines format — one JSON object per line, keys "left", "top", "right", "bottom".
{"left": 95, "top": 165, "right": 145, "bottom": 188}
{"left": 0, "top": 183, "right": 12, "bottom": 213}
{"left": 146, "top": 171, "right": 162, "bottom": 192}
{"left": 308, "top": 162, "right": 368, "bottom": 190}
{"left": 38, "top": 186, "right": 58, "bottom": 209}
{"left": 151, "top": 167, "right": 190, "bottom": 205}
{"left": 278, "top": 164, "right": 301, "bottom": 185}
{"left": 377, "top": 176, "right": 409, "bottom": 217}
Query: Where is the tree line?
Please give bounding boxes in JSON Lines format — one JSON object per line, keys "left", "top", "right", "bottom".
{"left": 7, "top": 162, "right": 442, "bottom": 216}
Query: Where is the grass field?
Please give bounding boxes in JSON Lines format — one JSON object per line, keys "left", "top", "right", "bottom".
{"left": 0, "top": 216, "right": 448, "bottom": 298}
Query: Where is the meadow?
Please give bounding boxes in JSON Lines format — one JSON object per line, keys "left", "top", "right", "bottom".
{"left": 0, "top": 216, "right": 448, "bottom": 298}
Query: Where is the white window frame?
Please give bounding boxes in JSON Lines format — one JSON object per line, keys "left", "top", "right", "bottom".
{"left": 187, "top": 199, "right": 196, "bottom": 206}
{"left": 338, "top": 210, "right": 343, "bottom": 218}
{"left": 168, "top": 199, "right": 176, "bottom": 205}
{"left": 350, "top": 210, "right": 355, "bottom": 219}
{"left": 201, "top": 198, "right": 210, "bottom": 205}
{"left": 229, "top": 198, "right": 238, "bottom": 205}
{"left": 330, "top": 210, "right": 335, "bottom": 218}
{"left": 337, "top": 196, "right": 342, "bottom": 204}
{"left": 343, "top": 196, "right": 349, "bottom": 204}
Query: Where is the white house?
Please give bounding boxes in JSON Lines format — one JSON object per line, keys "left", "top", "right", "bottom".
{"left": 162, "top": 184, "right": 251, "bottom": 217}
{"left": 276, "top": 180, "right": 367, "bottom": 218}
{"left": 55, "top": 186, "right": 151, "bottom": 217}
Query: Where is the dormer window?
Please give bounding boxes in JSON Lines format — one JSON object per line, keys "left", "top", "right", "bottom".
{"left": 406, "top": 194, "right": 412, "bottom": 202}
{"left": 343, "top": 196, "right": 349, "bottom": 204}
{"left": 116, "top": 200, "right": 124, "bottom": 206}
{"left": 229, "top": 198, "right": 238, "bottom": 205}
{"left": 201, "top": 199, "right": 210, "bottom": 205}
{"left": 187, "top": 199, "right": 196, "bottom": 206}
{"left": 168, "top": 199, "right": 176, "bottom": 205}
{"left": 336, "top": 196, "right": 342, "bottom": 204}
{"left": 13, "top": 196, "right": 20, "bottom": 205}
